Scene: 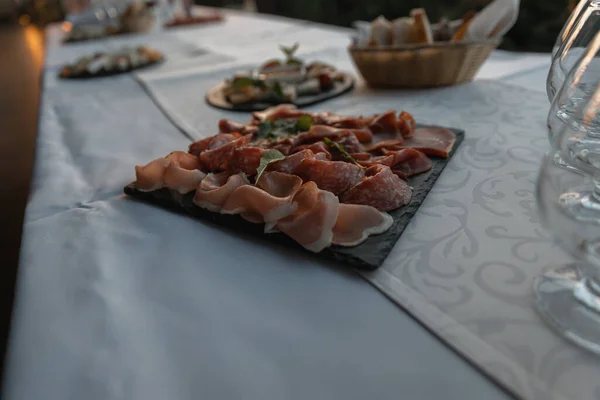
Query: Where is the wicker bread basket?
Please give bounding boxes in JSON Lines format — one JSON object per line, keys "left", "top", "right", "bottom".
{"left": 349, "top": 39, "right": 500, "bottom": 88}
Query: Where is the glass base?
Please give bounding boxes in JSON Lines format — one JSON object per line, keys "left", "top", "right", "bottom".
{"left": 559, "top": 190, "right": 600, "bottom": 223}
{"left": 552, "top": 151, "right": 582, "bottom": 173}
{"left": 534, "top": 263, "right": 600, "bottom": 354}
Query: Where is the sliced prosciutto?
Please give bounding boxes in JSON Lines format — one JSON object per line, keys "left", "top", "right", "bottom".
{"left": 275, "top": 181, "right": 339, "bottom": 253}
{"left": 222, "top": 172, "right": 302, "bottom": 223}
{"left": 398, "top": 127, "right": 456, "bottom": 158}
{"left": 359, "top": 148, "right": 432, "bottom": 179}
{"left": 341, "top": 165, "right": 412, "bottom": 212}
{"left": 135, "top": 151, "right": 204, "bottom": 194}
{"left": 295, "top": 158, "right": 365, "bottom": 196}
{"left": 200, "top": 134, "right": 252, "bottom": 171}
{"left": 134, "top": 157, "right": 170, "bottom": 192}
{"left": 193, "top": 172, "right": 249, "bottom": 211}
{"left": 332, "top": 204, "right": 394, "bottom": 247}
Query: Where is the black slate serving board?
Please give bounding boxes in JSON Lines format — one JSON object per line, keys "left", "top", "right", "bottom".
{"left": 205, "top": 72, "right": 355, "bottom": 112}
{"left": 124, "top": 126, "right": 463, "bottom": 270}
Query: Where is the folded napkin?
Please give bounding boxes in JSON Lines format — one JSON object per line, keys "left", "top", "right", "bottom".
{"left": 465, "top": 0, "right": 520, "bottom": 40}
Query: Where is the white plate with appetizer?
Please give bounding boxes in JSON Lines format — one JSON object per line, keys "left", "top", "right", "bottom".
{"left": 205, "top": 44, "right": 355, "bottom": 111}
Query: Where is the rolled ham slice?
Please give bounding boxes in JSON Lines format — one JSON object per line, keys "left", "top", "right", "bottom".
{"left": 332, "top": 204, "right": 393, "bottom": 247}
{"left": 275, "top": 181, "right": 339, "bottom": 253}
{"left": 341, "top": 165, "right": 412, "bottom": 212}
{"left": 193, "top": 172, "right": 249, "bottom": 212}
{"left": 134, "top": 157, "right": 169, "bottom": 192}
{"left": 135, "top": 151, "right": 204, "bottom": 194}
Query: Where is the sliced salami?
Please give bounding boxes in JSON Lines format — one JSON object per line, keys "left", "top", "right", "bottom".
{"left": 341, "top": 165, "right": 412, "bottom": 212}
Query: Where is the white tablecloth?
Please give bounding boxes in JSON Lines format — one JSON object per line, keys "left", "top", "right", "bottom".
{"left": 4, "top": 8, "right": 572, "bottom": 400}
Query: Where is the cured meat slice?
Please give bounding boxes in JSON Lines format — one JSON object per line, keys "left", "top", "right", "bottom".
{"left": 327, "top": 116, "right": 368, "bottom": 130}
{"left": 218, "top": 119, "right": 259, "bottom": 136}
{"left": 345, "top": 128, "right": 373, "bottom": 143}
{"left": 200, "top": 135, "right": 252, "bottom": 172}
{"left": 229, "top": 146, "right": 267, "bottom": 175}
{"left": 363, "top": 139, "right": 404, "bottom": 154}
{"left": 336, "top": 132, "right": 362, "bottom": 154}
{"left": 268, "top": 149, "right": 327, "bottom": 174}
{"left": 386, "top": 149, "right": 432, "bottom": 179}
{"left": 332, "top": 204, "right": 393, "bottom": 247}
{"left": 135, "top": 151, "right": 204, "bottom": 193}
{"left": 398, "top": 127, "right": 457, "bottom": 158}
{"left": 218, "top": 119, "right": 245, "bottom": 133}
{"left": 189, "top": 133, "right": 240, "bottom": 156}
{"left": 295, "top": 158, "right": 365, "bottom": 196}
{"left": 270, "top": 142, "right": 294, "bottom": 155}
{"left": 193, "top": 172, "right": 249, "bottom": 211}
{"left": 163, "top": 163, "right": 205, "bottom": 194}
{"left": 290, "top": 125, "right": 342, "bottom": 147}
{"left": 292, "top": 142, "right": 332, "bottom": 160}
{"left": 221, "top": 172, "right": 303, "bottom": 223}
{"left": 341, "top": 165, "right": 412, "bottom": 211}
{"left": 275, "top": 181, "right": 339, "bottom": 252}
{"left": 359, "top": 149, "right": 432, "bottom": 179}
{"left": 367, "top": 111, "right": 398, "bottom": 135}
{"left": 252, "top": 104, "right": 307, "bottom": 122}
{"left": 134, "top": 157, "right": 169, "bottom": 192}
{"left": 397, "top": 111, "right": 416, "bottom": 138}
{"left": 349, "top": 152, "right": 372, "bottom": 161}
{"left": 166, "top": 151, "right": 203, "bottom": 170}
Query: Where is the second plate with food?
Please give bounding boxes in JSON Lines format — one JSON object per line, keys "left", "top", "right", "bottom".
{"left": 205, "top": 44, "right": 355, "bottom": 111}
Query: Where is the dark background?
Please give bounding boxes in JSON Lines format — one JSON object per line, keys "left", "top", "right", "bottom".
{"left": 206, "top": 0, "right": 575, "bottom": 52}
{"left": 4, "top": 0, "right": 576, "bottom": 52}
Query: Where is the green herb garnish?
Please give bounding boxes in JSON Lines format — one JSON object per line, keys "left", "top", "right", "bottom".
{"left": 323, "top": 137, "right": 361, "bottom": 167}
{"left": 279, "top": 43, "right": 302, "bottom": 65}
{"left": 256, "top": 149, "right": 286, "bottom": 183}
{"left": 257, "top": 117, "right": 311, "bottom": 140}
{"left": 231, "top": 77, "right": 266, "bottom": 90}
{"left": 231, "top": 77, "right": 254, "bottom": 89}
{"left": 271, "top": 82, "right": 285, "bottom": 99}
{"left": 295, "top": 115, "right": 313, "bottom": 132}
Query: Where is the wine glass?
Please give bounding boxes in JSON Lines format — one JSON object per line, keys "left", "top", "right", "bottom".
{"left": 551, "top": 37, "right": 600, "bottom": 221}
{"left": 552, "top": 0, "right": 596, "bottom": 59}
{"left": 548, "top": 29, "right": 600, "bottom": 172}
{"left": 534, "top": 153, "right": 600, "bottom": 353}
{"left": 546, "top": 1, "right": 600, "bottom": 102}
